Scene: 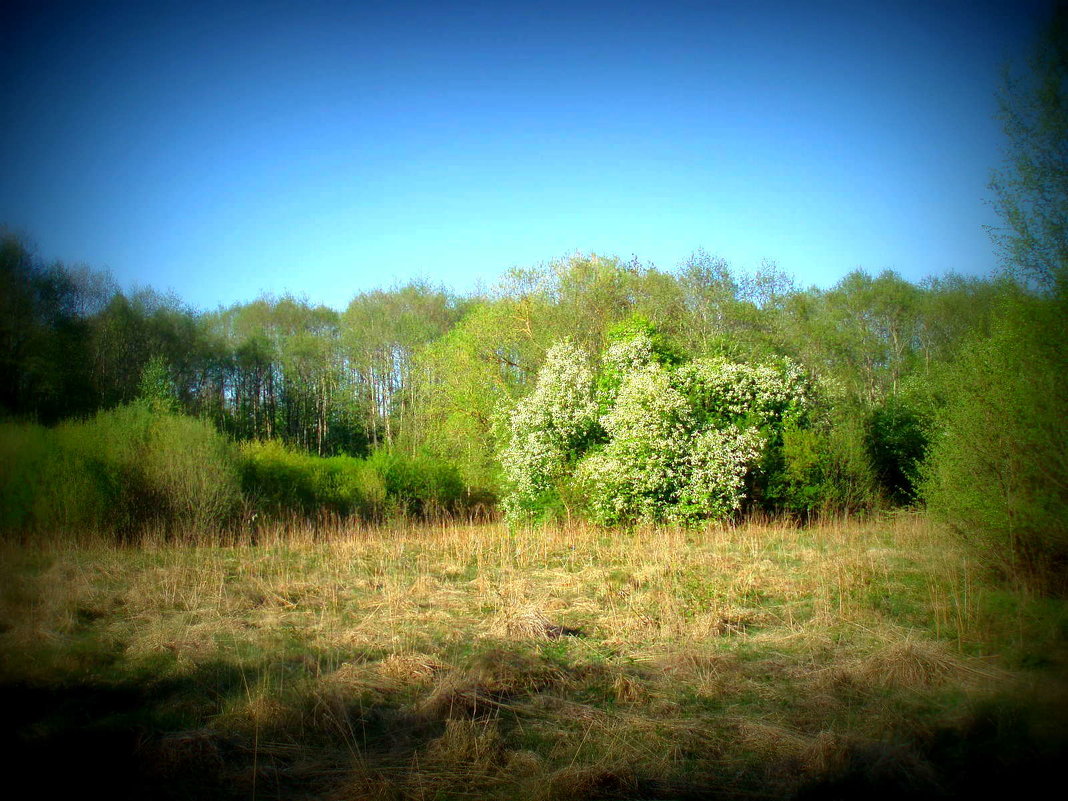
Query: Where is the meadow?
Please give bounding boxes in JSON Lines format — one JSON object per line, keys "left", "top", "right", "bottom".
{"left": 3, "top": 514, "right": 1065, "bottom": 800}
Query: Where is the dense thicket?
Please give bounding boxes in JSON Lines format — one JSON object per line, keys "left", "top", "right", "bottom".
{"left": 0, "top": 234, "right": 1061, "bottom": 593}
{"left": 0, "top": 233, "right": 1002, "bottom": 522}
{"left": 0, "top": 405, "right": 479, "bottom": 538}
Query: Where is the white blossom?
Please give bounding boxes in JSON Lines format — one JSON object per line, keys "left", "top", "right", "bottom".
{"left": 673, "top": 356, "right": 809, "bottom": 427}
{"left": 501, "top": 340, "right": 597, "bottom": 522}
{"left": 602, "top": 335, "right": 656, "bottom": 376}
{"left": 674, "top": 425, "right": 767, "bottom": 522}
{"left": 501, "top": 335, "right": 811, "bottom": 526}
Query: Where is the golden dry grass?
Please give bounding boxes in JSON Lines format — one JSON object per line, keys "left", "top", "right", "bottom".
{"left": 1, "top": 514, "right": 1065, "bottom": 799}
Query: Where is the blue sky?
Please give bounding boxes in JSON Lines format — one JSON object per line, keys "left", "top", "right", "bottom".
{"left": 0, "top": 0, "right": 1054, "bottom": 310}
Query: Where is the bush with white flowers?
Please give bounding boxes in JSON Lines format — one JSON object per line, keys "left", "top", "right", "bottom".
{"left": 500, "top": 340, "right": 599, "bottom": 521}
{"left": 501, "top": 333, "right": 811, "bottom": 525}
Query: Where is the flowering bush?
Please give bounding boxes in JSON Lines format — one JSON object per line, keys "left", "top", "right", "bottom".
{"left": 674, "top": 425, "right": 767, "bottom": 522}
{"left": 674, "top": 356, "right": 810, "bottom": 428}
{"left": 500, "top": 340, "right": 599, "bottom": 521}
{"left": 501, "top": 333, "right": 811, "bottom": 525}
{"left": 576, "top": 361, "right": 691, "bottom": 524}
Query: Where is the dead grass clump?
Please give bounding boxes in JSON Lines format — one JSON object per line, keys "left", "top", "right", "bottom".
{"left": 155, "top": 727, "right": 226, "bottom": 773}
{"left": 649, "top": 648, "right": 745, "bottom": 696}
{"left": 800, "top": 730, "right": 853, "bottom": 776}
{"left": 537, "top": 765, "right": 638, "bottom": 801}
{"left": 708, "top": 606, "right": 768, "bottom": 636}
{"left": 0, "top": 555, "right": 98, "bottom": 646}
{"left": 503, "top": 748, "right": 545, "bottom": 777}
{"left": 425, "top": 718, "right": 504, "bottom": 767}
{"left": 218, "top": 692, "right": 299, "bottom": 733}
{"left": 467, "top": 647, "right": 566, "bottom": 692}
{"left": 400, "top": 719, "right": 511, "bottom": 799}
{"left": 848, "top": 639, "right": 991, "bottom": 690}
{"left": 321, "top": 660, "right": 380, "bottom": 694}
{"left": 376, "top": 652, "right": 447, "bottom": 687}
{"left": 146, "top": 728, "right": 252, "bottom": 795}
{"left": 332, "top": 771, "right": 400, "bottom": 801}
{"left": 611, "top": 672, "right": 649, "bottom": 705}
{"left": 734, "top": 719, "right": 812, "bottom": 763}
{"left": 795, "top": 736, "right": 939, "bottom": 799}
{"left": 124, "top": 616, "right": 234, "bottom": 665}
{"left": 419, "top": 648, "right": 567, "bottom": 719}
{"left": 488, "top": 604, "right": 580, "bottom": 640}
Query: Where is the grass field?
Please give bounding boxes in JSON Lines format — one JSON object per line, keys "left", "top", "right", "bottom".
{"left": 2, "top": 514, "right": 1066, "bottom": 799}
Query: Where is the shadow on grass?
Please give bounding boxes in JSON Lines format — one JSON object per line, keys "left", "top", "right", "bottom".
{"left": 2, "top": 663, "right": 254, "bottom": 800}
{"left": 791, "top": 689, "right": 1068, "bottom": 801}
{"left": 3, "top": 654, "right": 1068, "bottom": 800}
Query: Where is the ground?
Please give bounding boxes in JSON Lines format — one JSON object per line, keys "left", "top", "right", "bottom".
{"left": 1, "top": 515, "right": 1066, "bottom": 799}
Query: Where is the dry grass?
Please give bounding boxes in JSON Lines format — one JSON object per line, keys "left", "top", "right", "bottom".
{"left": 1, "top": 513, "right": 1065, "bottom": 799}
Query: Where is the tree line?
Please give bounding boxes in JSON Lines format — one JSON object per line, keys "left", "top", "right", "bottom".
{"left": 0, "top": 236, "right": 1001, "bottom": 480}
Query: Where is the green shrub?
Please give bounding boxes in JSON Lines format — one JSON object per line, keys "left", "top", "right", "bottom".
{"left": 328, "top": 454, "right": 388, "bottom": 517}
{"left": 59, "top": 402, "right": 241, "bottom": 533}
{"left": 923, "top": 293, "right": 1068, "bottom": 594}
{"left": 365, "top": 449, "right": 466, "bottom": 518}
{"left": 139, "top": 411, "right": 241, "bottom": 530}
{"left": 865, "top": 395, "right": 931, "bottom": 505}
{"left": 239, "top": 440, "right": 392, "bottom": 520}
{"left": 239, "top": 439, "right": 318, "bottom": 516}
{"left": 240, "top": 441, "right": 464, "bottom": 521}
{"left": 0, "top": 421, "right": 119, "bottom": 534}
{"left": 239, "top": 440, "right": 386, "bottom": 519}
{"left": 1, "top": 403, "right": 240, "bottom": 537}
{"left": 770, "top": 415, "right": 879, "bottom": 518}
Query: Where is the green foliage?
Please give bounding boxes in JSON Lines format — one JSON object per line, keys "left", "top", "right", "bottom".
{"left": 0, "top": 421, "right": 118, "bottom": 533}
{"left": 409, "top": 299, "right": 541, "bottom": 491}
{"left": 989, "top": 3, "right": 1068, "bottom": 291}
{"left": 62, "top": 403, "right": 241, "bottom": 533}
{"left": 238, "top": 440, "right": 386, "bottom": 520}
{"left": 0, "top": 233, "right": 104, "bottom": 422}
{"left": 865, "top": 395, "right": 931, "bottom": 505}
{"left": 604, "top": 314, "right": 687, "bottom": 366}
{"left": 771, "top": 414, "right": 879, "bottom": 517}
{"left": 365, "top": 449, "right": 467, "bottom": 518}
{"left": 239, "top": 441, "right": 467, "bottom": 521}
{"left": 1, "top": 406, "right": 475, "bottom": 537}
{"left": 922, "top": 292, "right": 1068, "bottom": 594}
{"left": 924, "top": 9, "right": 1068, "bottom": 595}
{"left": 594, "top": 314, "right": 687, "bottom": 417}
{"left": 0, "top": 231, "right": 1022, "bottom": 531}
{"left": 137, "top": 355, "right": 178, "bottom": 413}
{"left": 0, "top": 403, "right": 240, "bottom": 537}
{"left": 778, "top": 270, "right": 925, "bottom": 406}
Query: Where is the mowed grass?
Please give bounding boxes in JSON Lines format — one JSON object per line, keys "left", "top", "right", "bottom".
{"left": 2, "top": 515, "right": 1067, "bottom": 800}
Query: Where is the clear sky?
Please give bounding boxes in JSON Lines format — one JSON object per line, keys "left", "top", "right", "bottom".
{"left": 0, "top": 0, "right": 1055, "bottom": 311}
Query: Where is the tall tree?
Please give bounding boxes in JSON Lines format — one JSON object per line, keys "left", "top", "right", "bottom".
{"left": 0, "top": 233, "right": 100, "bottom": 421}
{"left": 989, "top": 2, "right": 1068, "bottom": 291}
{"left": 342, "top": 282, "right": 461, "bottom": 450}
